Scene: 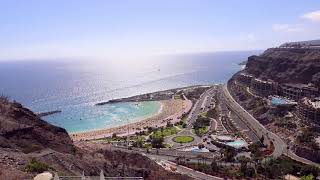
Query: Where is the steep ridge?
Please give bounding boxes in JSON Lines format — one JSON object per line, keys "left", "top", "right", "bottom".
{"left": 0, "top": 98, "right": 75, "bottom": 154}
{"left": 245, "top": 48, "right": 320, "bottom": 86}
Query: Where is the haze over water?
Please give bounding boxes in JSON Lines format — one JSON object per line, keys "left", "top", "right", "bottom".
{"left": 0, "top": 51, "right": 258, "bottom": 132}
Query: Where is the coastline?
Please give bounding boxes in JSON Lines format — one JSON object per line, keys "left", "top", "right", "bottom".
{"left": 95, "top": 84, "right": 212, "bottom": 105}
{"left": 71, "top": 99, "right": 192, "bottom": 141}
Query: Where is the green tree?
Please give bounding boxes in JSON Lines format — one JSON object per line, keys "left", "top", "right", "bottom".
{"left": 300, "top": 165, "right": 319, "bottom": 177}
{"left": 301, "top": 174, "right": 314, "bottom": 180}
{"left": 151, "top": 136, "right": 164, "bottom": 148}
{"left": 132, "top": 138, "right": 144, "bottom": 148}
{"left": 112, "top": 133, "right": 117, "bottom": 139}
{"left": 182, "top": 123, "right": 187, "bottom": 128}
{"left": 262, "top": 158, "right": 282, "bottom": 179}
{"left": 239, "top": 156, "right": 256, "bottom": 178}
{"left": 211, "top": 161, "right": 219, "bottom": 172}
{"left": 222, "top": 147, "right": 236, "bottom": 162}
{"left": 166, "top": 121, "right": 173, "bottom": 127}
{"left": 260, "top": 135, "right": 265, "bottom": 144}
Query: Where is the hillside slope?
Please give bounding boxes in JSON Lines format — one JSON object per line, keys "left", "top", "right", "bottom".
{"left": 245, "top": 48, "right": 320, "bottom": 86}
{"left": 0, "top": 97, "right": 191, "bottom": 180}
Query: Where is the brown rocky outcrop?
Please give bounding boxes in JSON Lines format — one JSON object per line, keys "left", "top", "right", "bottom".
{"left": 0, "top": 97, "right": 192, "bottom": 179}
{"left": 245, "top": 48, "right": 320, "bottom": 87}
{"left": 0, "top": 98, "right": 75, "bottom": 154}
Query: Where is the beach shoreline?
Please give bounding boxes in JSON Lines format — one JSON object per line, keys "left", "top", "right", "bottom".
{"left": 71, "top": 99, "right": 192, "bottom": 141}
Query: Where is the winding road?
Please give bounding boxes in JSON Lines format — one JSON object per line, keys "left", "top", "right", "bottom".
{"left": 222, "top": 84, "right": 320, "bottom": 167}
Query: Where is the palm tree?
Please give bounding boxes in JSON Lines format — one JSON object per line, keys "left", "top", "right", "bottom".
{"left": 196, "top": 154, "right": 203, "bottom": 165}
{"left": 203, "top": 156, "right": 207, "bottom": 165}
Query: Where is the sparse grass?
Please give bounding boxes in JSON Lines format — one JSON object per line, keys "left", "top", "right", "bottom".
{"left": 151, "top": 126, "right": 179, "bottom": 139}
{"left": 194, "top": 126, "right": 208, "bottom": 137}
{"left": 24, "top": 158, "right": 49, "bottom": 173}
{"left": 173, "top": 136, "right": 194, "bottom": 143}
{"left": 164, "top": 143, "right": 172, "bottom": 148}
{"left": 174, "top": 95, "right": 182, "bottom": 100}
{"left": 143, "top": 143, "right": 152, "bottom": 149}
{"left": 199, "top": 111, "right": 208, "bottom": 118}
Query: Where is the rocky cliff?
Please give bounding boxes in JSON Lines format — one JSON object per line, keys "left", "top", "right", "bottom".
{"left": 245, "top": 48, "right": 320, "bottom": 87}
{"left": 0, "top": 97, "right": 75, "bottom": 154}
{"left": 0, "top": 97, "right": 191, "bottom": 180}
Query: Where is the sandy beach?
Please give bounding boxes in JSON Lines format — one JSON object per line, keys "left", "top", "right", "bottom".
{"left": 71, "top": 99, "right": 192, "bottom": 141}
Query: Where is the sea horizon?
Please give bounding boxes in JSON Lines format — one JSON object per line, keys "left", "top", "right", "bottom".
{"left": 0, "top": 50, "right": 260, "bottom": 133}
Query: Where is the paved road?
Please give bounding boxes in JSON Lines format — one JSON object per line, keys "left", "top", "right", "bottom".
{"left": 157, "top": 160, "right": 224, "bottom": 180}
{"left": 186, "top": 87, "right": 216, "bottom": 129}
{"left": 217, "top": 94, "right": 259, "bottom": 143}
{"left": 111, "top": 146, "right": 234, "bottom": 180}
{"left": 164, "top": 128, "right": 201, "bottom": 148}
{"left": 222, "top": 84, "right": 320, "bottom": 167}
{"left": 165, "top": 86, "right": 217, "bottom": 148}
{"left": 221, "top": 84, "right": 285, "bottom": 158}
{"left": 110, "top": 145, "right": 216, "bottom": 161}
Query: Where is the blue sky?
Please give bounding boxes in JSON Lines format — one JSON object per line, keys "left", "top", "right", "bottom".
{"left": 1, "top": 0, "right": 320, "bottom": 60}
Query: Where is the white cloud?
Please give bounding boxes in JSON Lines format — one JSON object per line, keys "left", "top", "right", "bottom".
{"left": 272, "top": 24, "right": 304, "bottom": 33}
{"left": 301, "top": 10, "right": 320, "bottom": 22}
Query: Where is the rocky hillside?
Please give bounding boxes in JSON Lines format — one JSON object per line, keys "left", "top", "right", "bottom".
{"left": 0, "top": 97, "right": 191, "bottom": 180}
{"left": 245, "top": 48, "right": 320, "bottom": 87}
{"left": 0, "top": 97, "right": 75, "bottom": 154}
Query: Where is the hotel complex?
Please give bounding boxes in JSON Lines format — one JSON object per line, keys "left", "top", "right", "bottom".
{"left": 250, "top": 78, "right": 277, "bottom": 97}
{"left": 235, "top": 73, "right": 320, "bottom": 124}
{"left": 297, "top": 98, "right": 320, "bottom": 124}
{"left": 280, "top": 83, "right": 320, "bottom": 100}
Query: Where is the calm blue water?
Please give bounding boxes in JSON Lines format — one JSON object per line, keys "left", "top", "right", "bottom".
{"left": 226, "top": 140, "right": 247, "bottom": 148}
{"left": 0, "top": 51, "right": 259, "bottom": 133}
{"left": 271, "top": 97, "right": 290, "bottom": 105}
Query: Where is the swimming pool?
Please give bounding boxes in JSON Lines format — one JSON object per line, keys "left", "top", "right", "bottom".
{"left": 182, "top": 146, "right": 210, "bottom": 152}
{"left": 191, "top": 147, "right": 210, "bottom": 152}
{"left": 271, "top": 97, "right": 288, "bottom": 105}
{"left": 271, "top": 97, "right": 295, "bottom": 106}
{"left": 226, "top": 140, "right": 247, "bottom": 149}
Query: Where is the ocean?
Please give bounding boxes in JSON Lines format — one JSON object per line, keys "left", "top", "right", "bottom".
{"left": 0, "top": 51, "right": 259, "bottom": 133}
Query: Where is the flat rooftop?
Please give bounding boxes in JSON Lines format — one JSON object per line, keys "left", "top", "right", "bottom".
{"left": 280, "top": 39, "right": 320, "bottom": 47}
{"left": 282, "top": 83, "right": 319, "bottom": 91}
{"left": 302, "top": 98, "right": 320, "bottom": 109}
{"left": 239, "top": 73, "right": 253, "bottom": 78}
{"left": 253, "top": 78, "right": 274, "bottom": 84}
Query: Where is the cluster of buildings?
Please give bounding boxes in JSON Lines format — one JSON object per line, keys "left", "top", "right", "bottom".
{"left": 279, "top": 40, "right": 320, "bottom": 49}
{"left": 235, "top": 72, "right": 320, "bottom": 124}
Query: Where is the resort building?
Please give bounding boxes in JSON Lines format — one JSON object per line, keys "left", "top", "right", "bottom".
{"left": 297, "top": 97, "right": 320, "bottom": 124}
{"left": 250, "top": 78, "right": 278, "bottom": 97}
{"left": 279, "top": 40, "right": 320, "bottom": 49}
{"left": 280, "top": 83, "right": 320, "bottom": 101}
{"left": 236, "top": 73, "right": 253, "bottom": 86}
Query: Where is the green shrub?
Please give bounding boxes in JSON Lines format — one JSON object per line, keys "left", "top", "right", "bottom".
{"left": 24, "top": 158, "right": 49, "bottom": 173}
{"left": 182, "top": 123, "right": 187, "bottom": 128}
{"left": 151, "top": 136, "right": 164, "bottom": 148}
